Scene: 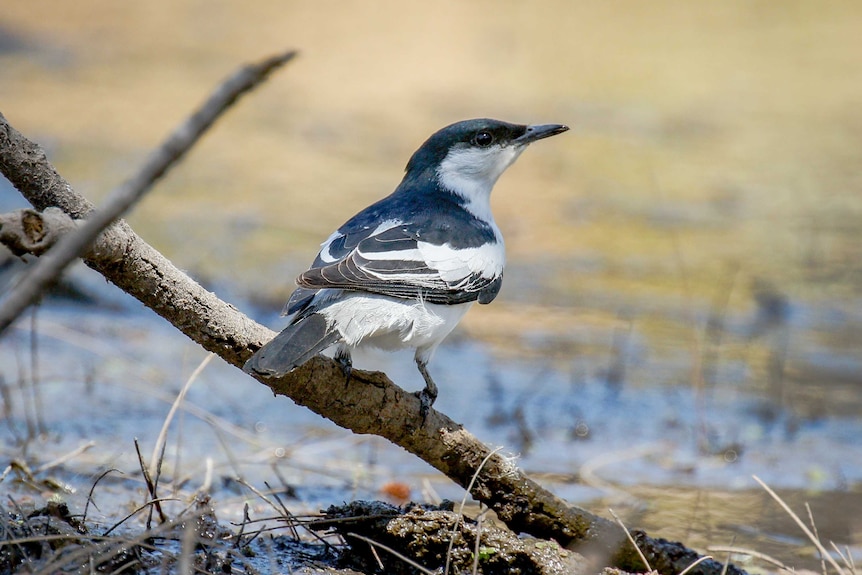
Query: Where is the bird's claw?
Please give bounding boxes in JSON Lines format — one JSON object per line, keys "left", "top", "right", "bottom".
{"left": 414, "top": 388, "right": 436, "bottom": 423}
{"left": 336, "top": 353, "right": 353, "bottom": 387}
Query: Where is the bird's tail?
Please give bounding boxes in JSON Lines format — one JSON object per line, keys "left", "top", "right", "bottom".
{"left": 244, "top": 313, "right": 340, "bottom": 377}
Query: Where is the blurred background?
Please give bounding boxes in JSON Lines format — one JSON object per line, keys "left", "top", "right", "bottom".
{"left": 1, "top": 1, "right": 861, "bottom": 568}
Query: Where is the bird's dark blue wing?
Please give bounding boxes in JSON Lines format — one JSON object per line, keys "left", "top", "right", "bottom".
{"left": 286, "top": 190, "right": 505, "bottom": 312}
{"left": 297, "top": 223, "right": 504, "bottom": 305}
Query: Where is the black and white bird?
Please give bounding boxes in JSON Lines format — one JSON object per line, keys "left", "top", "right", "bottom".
{"left": 244, "top": 118, "right": 568, "bottom": 416}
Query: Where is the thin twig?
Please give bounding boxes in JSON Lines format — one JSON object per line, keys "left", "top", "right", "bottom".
{"left": 265, "top": 481, "right": 299, "bottom": 539}
{"left": 146, "top": 439, "right": 168, "bottom": 530}
{"left": 133, "top": 438, "right": 166, "bottom": 526}
{"left": 0, "top": 50, "right": 297, "bottom": 335}
{"left": 101, "top": 497, "right": 180, "bottom": 537}
{"left": 82, "top": 468, "right": 123, "bottom": 524}
{"left": 235, "top": 503, "right": 251, "bottom": 549}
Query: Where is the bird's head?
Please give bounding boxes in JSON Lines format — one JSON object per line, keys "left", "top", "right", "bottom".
{"left": 404, "top": 119, "right": 569, "bottom": 203}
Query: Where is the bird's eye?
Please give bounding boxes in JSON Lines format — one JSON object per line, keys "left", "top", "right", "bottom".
{"left": 473, "top": 130, "right": 494, "bottom": 147}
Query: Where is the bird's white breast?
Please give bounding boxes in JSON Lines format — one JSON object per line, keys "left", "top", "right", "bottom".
{"left": 318, "top": 293, "right": 472, "bottom": 356}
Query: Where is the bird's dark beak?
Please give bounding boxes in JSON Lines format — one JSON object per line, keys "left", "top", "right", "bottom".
{"left": 516, "top": 123, "right": 569, "bottom": 144}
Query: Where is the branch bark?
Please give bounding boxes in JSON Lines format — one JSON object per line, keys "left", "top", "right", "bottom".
{"left": 0, "top": 54, "right": 746, "bottom": 575}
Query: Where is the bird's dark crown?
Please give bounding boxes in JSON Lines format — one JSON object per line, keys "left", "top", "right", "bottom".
{"left": 404, "top": 119, "right": 528, "bottom": 175}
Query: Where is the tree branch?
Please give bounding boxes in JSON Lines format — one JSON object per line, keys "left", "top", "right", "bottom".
{"left": 0, "top": 52, "right": 746, "bottom": 575}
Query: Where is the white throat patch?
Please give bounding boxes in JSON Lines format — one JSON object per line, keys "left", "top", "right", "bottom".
{"left": 436, "top": 144, "right": 525, "bottom": 222}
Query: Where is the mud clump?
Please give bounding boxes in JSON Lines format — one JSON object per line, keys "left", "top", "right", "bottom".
{"left": 318, "top": 500, "right": 588, "bottom": 575}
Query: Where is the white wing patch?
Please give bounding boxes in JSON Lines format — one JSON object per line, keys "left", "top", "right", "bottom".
{"left": 417, "top": 240, "right": 505, "bottom": 282}
{"left": 351, "top": 240, "right": 504, "bottom": 285}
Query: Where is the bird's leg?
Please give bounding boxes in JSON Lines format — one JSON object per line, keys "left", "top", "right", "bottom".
{"left": 335, "top": 344, "right": 352, "bottom": 386}
{"left": 414, "top": 357, "right": 438, "bottom": 420}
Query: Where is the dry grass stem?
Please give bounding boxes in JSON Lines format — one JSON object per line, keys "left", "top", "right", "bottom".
{"left": 707, "top": 546, "right": 793, "bottom": 572}
{"left": 752, "top": 475, "right": 847, "bottom": 575}
{"left": 680, "top": 555, "right": 715, "bottom": 575}
{"left": 199, "top": 457, "right": 213, "bottom": 494}
{"left": 150, "top": 352, "right": 214, "bottom": 472}
{"left": 445, "top": 446, "right": 503, "bottom": 575}
{"left": 33, "top": 441, "right": 96, "bottom": 474}
{"left": 609, "top": 507, "right": 652, "bottom": 572}
{"left": 102, "top": 497, "right": 180, "bottom": 536}
{"left": 347, "top": 532, "right": 435, "bottom": 575}
{"left": 472, "top": 504, "right": 487, "bottom": 575}
{"left": 82, "top": 468, "right": 123, "bottom": 524}
{"left": 367, "top": 538, "right": 385, "bottom": 571}
{"left": 134, "top": 438, "right": 166, "bottom": 527}
{"left": 828, "top": 542, "right": 857, "bottom": 575}
{"left": 808, "top": 501, "right": 829, "bottom": 575}
{"left": 178, "top": 518, "right": 198, "bottom": 575}
{"left": 718, "top": 535, "right": 736, "bottom": 575}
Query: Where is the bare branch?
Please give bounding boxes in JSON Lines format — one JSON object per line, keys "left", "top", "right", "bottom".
{"left": 0, "top": 50, "right": 297, "bottom": 334}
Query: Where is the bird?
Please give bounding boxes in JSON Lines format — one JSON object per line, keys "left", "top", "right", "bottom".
{"left": 244, "top": 118, "right": 569, "bottom": 417}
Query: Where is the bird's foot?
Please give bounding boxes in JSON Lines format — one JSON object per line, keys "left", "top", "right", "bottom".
{"left": 335, "top": 351, "right": 353, "bottom": 387}
{"left": 414, "top": 386, "right": 437, "bottom": 423}
{"left": 414, "top": 358, "right": 438, "bottom": 423}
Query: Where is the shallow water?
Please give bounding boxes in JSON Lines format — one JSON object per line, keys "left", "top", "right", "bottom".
{"left": 2, "top": 1, "right": 862, "bottom": 570}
